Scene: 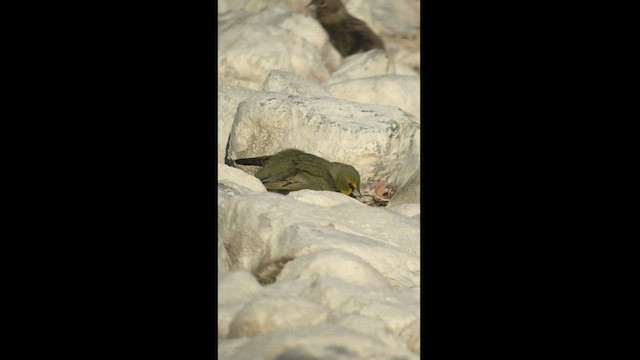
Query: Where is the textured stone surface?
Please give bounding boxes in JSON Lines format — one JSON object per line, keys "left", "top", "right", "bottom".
{"left": 324, "top": 74, "right": 420, "bottom": 122}
{"left": 218, "top": 270, "right": 265, "bottom": 338}
{"left": 218, "top": 163, "right": 267, "bottom": 194}
{"left": 228, "top": 295, "right": 330, "bottom": 338}
{"left": 386, "top": 203, "right": 421, "bottom": 220}
{"left": 261, "top": 70, "right": 330, "bottom": 98}
{"left": 219, "top": 323, "right": 418, "bottom": 359}
{"left": 218, "top": 188, "right": 420, "bottom": 272}
{"left": 226, "top": 92, "right": 420, "bottom": 190}
{"left": 387, "top": 168, "right": 420, "bottom": 207}
{"left": 219, "top": 23, "right": 329, "bottom": 90}
{"left": 322, "top": 49, "right": 395, "bottom": 86}
{"left": 277, "top": 249, "right": 390, "bottom": 288}
{"left": 217, "top": 85, "right": 258, "bottom": 164}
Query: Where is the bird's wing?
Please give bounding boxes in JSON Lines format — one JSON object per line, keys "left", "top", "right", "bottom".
{"left": 342, "top": 16, "right": 385, "bottom": 49}
{"left": 262, "top": 171, "right": 334, "bottom": 193}
{"left": 257, "top": 165, "right": 299, "bottom": 184}
{"left": 234, "top": 155, "right": 272, "bottom": 166}
{"left": 258, "top": 154, "right": 337, "bottom": 192}
{"left": 325, "top": 17, "right": 384, "bottom": 56}
{"left": 341, "top": 16, "right": 370, "bottom": 31}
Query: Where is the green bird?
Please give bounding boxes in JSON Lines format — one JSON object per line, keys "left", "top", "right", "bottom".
{"left": 233, "top": 149, "right": 362, "bottom": 198}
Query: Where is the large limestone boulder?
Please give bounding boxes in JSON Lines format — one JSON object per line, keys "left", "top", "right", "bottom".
{"left": 225, "top": 92, "right": 420, "bottom": 191}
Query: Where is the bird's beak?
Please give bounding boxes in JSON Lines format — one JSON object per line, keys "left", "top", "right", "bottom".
{"left": 350, "top": 189, "right": 362, "bottom": 198}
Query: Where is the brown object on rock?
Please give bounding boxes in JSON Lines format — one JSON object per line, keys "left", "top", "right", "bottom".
{"left": 307, "top": 0, "right": 385, "bottom": 57}
{"left": 253, "top": 256, "right": 294, "bottom": 285}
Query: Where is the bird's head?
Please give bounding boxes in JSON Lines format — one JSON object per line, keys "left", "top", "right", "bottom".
{"left": 330, "top": 163, "right": 362, "bottom": 198}
{"left": 306, "top": 0, "right": 346, "bottom": 20}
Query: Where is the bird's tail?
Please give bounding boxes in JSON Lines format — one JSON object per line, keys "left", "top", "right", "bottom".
{"left": 233, "top": 155, "right": 272, "bottom": 166}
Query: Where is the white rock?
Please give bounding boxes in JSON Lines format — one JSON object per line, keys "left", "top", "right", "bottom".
{"left": 391, "top": 42, "right": 421, "bottom": 73}
{"left": 261, "top": 70, "right": 329, "bottom": 97}
{"left": 218, "top": 163, "right": 266, "bottom": 194}
{"left": 274, "top": 9, "right": 343, "bottom": 72}
{"left": 299, "top": 276, "right": 419, "bottom": 334}
{"left": 228, "top": 295, "right": 330, "bottom": 338}
{"left": 218, "top": 85, "right": 259, "bottom": 163}
{"left": 277, "top": 249, "right": 389, "bottom": 288}
{"left": 217, "top": 0, "right": 250, "bottom": 14}
{"left": 220, "top": 191, "right": 421, "bottom": 261}
{"left": 220, "top": 323, "right": 418, "bottom": 360}
{"left": 287, "top": 188, "right": 360, "bottom": 207}
{"left": 367, "top": 0, "right": 420, "bottom": 36}
{"left": 332, "top": 313, "right": 412, "bottom": 353}
{"left": 219, "top": 24, "right": 329, "bottom": 90}
{"left": 387, "top": 168, "right": 420, "bottom": 207}
{"left": 218, "top": 236, "right": 231, "bottom": 277}
{"left": 386, "top": 203, "right": 420, "bottom": 220}
{"left": 226, "top": 92, "right": 420, "bottom": 189}
{"left": 282, "top": 222, "right": 420, "bottom": 288}
{"left": 218, "top": 0, "right": 285, "bottom": 18}
{"left": 399, "top": 317, "right": 421, "bottom": 355}
{"left": 323, "top": 49, "right": 395, "bottom": 86}
{"left": 319, "top": 41, "right": 344, "bottom": 73}
{"left": 395, "top": 63, "right": 421, "bottom": 77}
{"left": 271, "top": 12, "right": 328, "bottom": 52}
{"left": 218, "top": 270, "right": 265, "bottom": 338}
{"left": 217, "top": 190, "right": 420, "bottom": 288}
{"left": 219, "top": 270, "right": 265, "bottom": 305}
{"left": 218, "top": 183, "right": 249, "bottom": 204}
{"left": 218, "top": 337, "right": 251, "bottom": 360}
{"left": 284, "top": 0, "right": 319, "bottom": 13}
{"left": 323, "top": 74, "right": 420, "bottom": 122}
{"left": 218, "top": 0, "right": 311, "bottom": 15}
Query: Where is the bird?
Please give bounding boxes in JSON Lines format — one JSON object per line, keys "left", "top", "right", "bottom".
{"left": 233, "top": 148, "right": 362, "bottom": 198}
{"left": 306, "top": 0, "right": 385, "bottom": 57}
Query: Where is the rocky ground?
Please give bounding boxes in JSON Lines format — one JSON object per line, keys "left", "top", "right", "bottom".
{"left": 218, "top": 0, "right": 421, "bottom": 358}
